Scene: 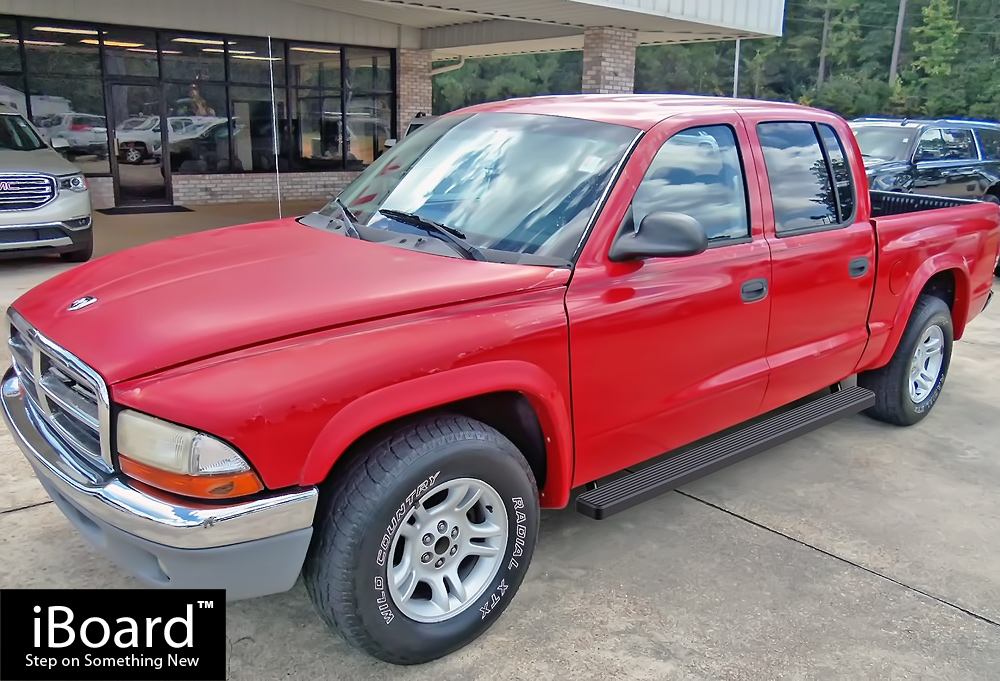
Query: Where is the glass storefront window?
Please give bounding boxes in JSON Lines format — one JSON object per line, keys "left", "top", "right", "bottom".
{"left": 0, "top": 74, "right": 28, "bottom": 117}
{"left": 294, "top": 89, "right": 344, "bottom": 168}
{"left": 161, "top": 32, "right": 225, "bottom": 82}
{"left": 344, "top": 94, "right": 391, "bottom": 166}
{"left": 228, "top": 38, "right": 285, "bottom": 85}
{"left": 162, "top": 82, "right": 230, "bottom": 172}
{"left": 0, "top": 17, "right": 21, "bottom": 72}
{"left": 345, "top": 47, "right": 391, "bottom": 92}
{"left": 290, "top": 44, "right": 340, "bottom": 88}
{"left": 231, "top": 86, "right": 287, "bottom": 172}
{"left": 104, "top": 27, "right": 158, "bottom": 78}
{"left": 29, "top": 77, "right": 109, "bottom": 173}
{"left": 23, "top": 22, "right": 101, "bottom": 76}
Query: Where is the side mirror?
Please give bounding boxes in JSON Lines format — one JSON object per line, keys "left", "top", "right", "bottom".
{"left": 384, "top": 138, "right": 397, "bottom": 148}
{"left": 50, "top": 137, "right": 70, "bottom": 150}
{"left": 609, "top": 211, "right": 708, "bottom": 262}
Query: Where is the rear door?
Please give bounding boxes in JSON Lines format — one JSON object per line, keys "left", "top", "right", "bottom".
{"left": 745, "top": 116, "right": 876, "bottom": 412}
{"left": 912, "top": 127, "right": 981, "bottom": 198}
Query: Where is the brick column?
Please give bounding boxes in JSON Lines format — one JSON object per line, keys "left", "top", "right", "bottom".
{"left": 582, "top": 27, "right": 637, "bottom": 94}
{"left": 398, "top": 49, "right": 433, "bottom": 135}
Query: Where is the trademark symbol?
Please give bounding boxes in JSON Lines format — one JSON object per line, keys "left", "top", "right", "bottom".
{"left": 197, "top": 600, "right": 214, "bottom": 609}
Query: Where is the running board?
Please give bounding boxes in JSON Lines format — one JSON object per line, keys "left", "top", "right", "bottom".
{"left": 576, "top": 386, "right": 875, "bottom": 520}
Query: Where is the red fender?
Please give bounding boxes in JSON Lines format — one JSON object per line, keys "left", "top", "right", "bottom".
{"left": 861, "top": 255, "right": 970, "bottom": 372}
{"left": 299, "top": 360, "right": 575, "bottom": 508}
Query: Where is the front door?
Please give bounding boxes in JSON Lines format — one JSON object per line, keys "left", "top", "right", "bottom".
{"left": 567, "top": 116, "right": 772, "bottom": 486}
{"left": 912, "top": 127, "right": 981, "bottom": 198}
{"left": 108, "top": 83, "right": 169, "bottom": 205}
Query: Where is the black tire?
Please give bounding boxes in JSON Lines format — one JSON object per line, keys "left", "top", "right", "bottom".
{"left": 304, "top": 414, "right": 539, "bottom": 665}
{"left": 859, "top": 294, "right": 953, "bottom": 426}
{"left": 60, "top": 241, "right": 93, "bottom": 263}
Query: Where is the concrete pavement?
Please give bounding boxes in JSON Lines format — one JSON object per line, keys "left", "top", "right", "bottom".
{"left": 1, "top": 209, "right": 998, "bottom": 678}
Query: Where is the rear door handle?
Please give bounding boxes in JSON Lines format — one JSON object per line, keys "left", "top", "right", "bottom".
{"left": 740, "top": 278, "right": 768, "bottom": 303}
{"left": 849, "top": 257, "right": 870, "bottom": 278}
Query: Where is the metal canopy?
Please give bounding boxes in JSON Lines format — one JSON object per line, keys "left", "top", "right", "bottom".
{"left": 300, "top": 0, "right": 786, "bottom": 57}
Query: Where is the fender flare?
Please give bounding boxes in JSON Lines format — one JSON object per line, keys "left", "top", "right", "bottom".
{"left": 298, "top": 360, "right": 575, "bottom": 508}
{"left": 868, "top": 256, "right": 970, "bottom": 370}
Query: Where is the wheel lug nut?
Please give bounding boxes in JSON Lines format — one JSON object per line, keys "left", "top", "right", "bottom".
{"left": 450, "top": 527, "right": 459, "bottom": 539}
{"left": 437, "top": 521, "right": 448, "bottom": 533}
{"left": 450, "top": 545, "right": 458, "bottom": 556}
{"left": 421, "top": 552, "right": 432, "bottom": 563}
{"left": 422, "top": 533, "right": 433, "bottom": 545}
{"left": 434, "top": 558, "right": 445, "bottom": 568}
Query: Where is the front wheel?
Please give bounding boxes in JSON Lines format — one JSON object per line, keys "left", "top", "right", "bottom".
{"left": 303, "top": 415, "right": 539, "bottom": 665}
{"left": 859, "top": 294, "right": 953, "bottom": 426}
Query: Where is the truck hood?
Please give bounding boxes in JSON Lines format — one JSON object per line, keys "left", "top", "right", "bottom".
{"left": 0, "top": 147, "right": 80, "bottom": 176}
{"left": 12, "top": 218, "right": 568, "bottom": 383}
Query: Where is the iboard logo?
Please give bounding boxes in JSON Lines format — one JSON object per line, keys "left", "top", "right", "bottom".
{"left": 1, "top": 589, "right": 226, "bottom": 681}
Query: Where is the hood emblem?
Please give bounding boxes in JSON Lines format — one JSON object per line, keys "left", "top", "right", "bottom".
{"left": 68, "top": 296, "right": 98, "bottom": 311}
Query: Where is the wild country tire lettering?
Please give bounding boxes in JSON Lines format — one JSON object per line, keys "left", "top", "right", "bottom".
{"left": 374, "top": 470, "right": 441, "bottom": 626}
{"left": 479, "top": 496, "right": 527, "bottom": 620}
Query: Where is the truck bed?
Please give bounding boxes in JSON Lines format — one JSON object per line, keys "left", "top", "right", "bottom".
{"left": 870, "top": 190, "right": 983, "bottom": 217}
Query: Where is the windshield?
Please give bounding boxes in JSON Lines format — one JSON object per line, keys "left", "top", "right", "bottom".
{"left": 319, "top": 112, "right": 641, "bottom": 261}
{"left": 0, "top": 114, "right": 46, "bottom": 151}
{"left": 851, "top": 125, "right": 914, "bottom": 161}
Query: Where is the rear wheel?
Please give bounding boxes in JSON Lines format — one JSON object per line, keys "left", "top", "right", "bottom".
{"left": 859, "top": 294, "right": 953, "bottom": 425}
{"left": 303, "top": 415, "right": 539, "bottom": 665}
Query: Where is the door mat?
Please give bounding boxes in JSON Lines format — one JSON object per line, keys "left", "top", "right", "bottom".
{"left": 97, "top": 205, "right": 193, "bottom": 215}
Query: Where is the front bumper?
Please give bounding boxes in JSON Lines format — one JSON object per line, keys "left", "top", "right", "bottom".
{"left": 2, "top": 370, "right": 318, "bottom": 600}
{"left": 0, "top": 188, "right": 92, "bottom": 257}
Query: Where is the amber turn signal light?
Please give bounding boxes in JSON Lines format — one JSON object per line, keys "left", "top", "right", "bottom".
{"left": 120, "top": 455, "right": 264, "bottom": 499}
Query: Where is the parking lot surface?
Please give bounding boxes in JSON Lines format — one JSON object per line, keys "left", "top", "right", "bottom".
{"left": 1, "top": 211, "right": 998, "bottom": 679}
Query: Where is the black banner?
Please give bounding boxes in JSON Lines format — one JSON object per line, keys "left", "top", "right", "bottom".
{"left": 0, "top": 589, "right": 226, "bottom": 681}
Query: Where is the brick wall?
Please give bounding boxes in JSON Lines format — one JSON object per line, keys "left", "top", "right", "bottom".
{"left": 398, "top": 48, "right": 433, "bottom": 132}
{"left": 170, "top": 171, "right": 361, "bottom": 206}
{"left": 582, "top": 27, "right": 637, "bottom": 94}
{"left": 88, "top": 177, "right": 115, "bottom": 210}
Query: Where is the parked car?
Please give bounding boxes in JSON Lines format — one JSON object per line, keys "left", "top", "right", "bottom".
{"left": 116, "top": 116, "right": 222, "bottom": 164}
{"left": 0, "top": 105, "right": 92, "bottom": 261}
{"left": 3, "top": 96, "right": 998, "bottom": 665}
{"left": 35, "top": 113, "right": 108, "bottom": 160}
{"left": 166, "top": 120, "right": 244, "bottom": 172}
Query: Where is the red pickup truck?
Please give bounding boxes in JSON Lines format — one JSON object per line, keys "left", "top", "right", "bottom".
{"left": 4, "top": 95, "right": 998, "bottom": 665}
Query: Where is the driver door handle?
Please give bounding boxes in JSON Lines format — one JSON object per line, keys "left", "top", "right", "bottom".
{"left": 741, "top": 278, "right": 768, "bottom": 303}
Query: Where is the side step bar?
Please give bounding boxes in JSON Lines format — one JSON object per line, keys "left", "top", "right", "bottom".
{"left": 576, "top": 386, "right": 875, "bottom": 520}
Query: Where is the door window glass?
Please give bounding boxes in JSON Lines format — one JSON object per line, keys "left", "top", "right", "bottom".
{"left": 632, "top": 125, "right": 749, "bottom": 241}
{"left": 977, "top": 128, "right": 1000, "bottom": 160}
{"left": 941, "top": 129, "right": 976, "bottom": 160}
{"left": 757, "top": 121, "right": 838, "bottom": 234}
{"left": 915, "top": 128, "right": 945, "bottom": 161}
{"left": 818, "top": 124, "right": 855, "bottom": 222}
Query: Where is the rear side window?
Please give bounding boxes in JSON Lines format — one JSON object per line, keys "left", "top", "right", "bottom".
{"left": 632, "top": 124, "right": 750, "bottom": 242}
{"left": 941, "top": 129, "right": 976, "bottom": 159}
{"left": 977, "top": 128, "right": 1000, "bottom": 159}
{"left": 818, "top": 124, "right": 855, "bottom": 222}
{"left": 757, "top": 121, "right": 840, "bottom": 234}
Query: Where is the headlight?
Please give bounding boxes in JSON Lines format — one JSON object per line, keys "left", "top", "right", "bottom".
{"left": 59, "top": 174, "right": 87, "bottom": 192}
{"left": 116, "top": 409, "right": 263, "bottom": 499}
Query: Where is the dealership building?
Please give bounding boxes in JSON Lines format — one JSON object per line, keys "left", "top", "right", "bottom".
{"left": 0, "top": 0, "right": 784, "bottom": 209}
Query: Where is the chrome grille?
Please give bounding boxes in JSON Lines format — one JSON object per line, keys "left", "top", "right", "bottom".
{"left": 8, "top": 311, "right": 111, "bottom": 473}
{"left": 0, "top": 174, "right": 57, "bottom": 211}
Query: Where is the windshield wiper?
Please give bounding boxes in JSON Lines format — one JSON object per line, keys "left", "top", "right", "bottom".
{"left": 378, "top": 209, "right": 487, "bottom": 262}
{"left": 333, "top": 198, "right": 362, "bottom": 240}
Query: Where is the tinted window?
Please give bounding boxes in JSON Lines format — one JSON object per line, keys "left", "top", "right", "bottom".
{"left": 941, "top": 129, "right": 976, "bottom": 160}
{"left": 633, "top": 125, "right": 749, "bottom": 241}
{"left": 977, "top": 128, "right": 1000, "bottom": 160}
{"left": 819, "top": 124, "right": 855, "bottom": 222}
{"left": 915, "top": 128, "right": 945, "bottom": 160}
{"left": 758, "top": 122, "right": 838, "bottom": 234}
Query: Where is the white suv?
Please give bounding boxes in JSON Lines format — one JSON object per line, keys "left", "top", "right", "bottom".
{"left": 36, "top": 113, "right": 108, "bottom": 160}
{"left": 0, "top": 106, "right": 93, "bottom": 262}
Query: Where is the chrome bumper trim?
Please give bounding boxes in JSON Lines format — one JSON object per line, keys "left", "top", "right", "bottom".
{"left": 2, "top": 371, "right": 318, "bottom": 549}
{"left": 0, "top": 236, "right": 72, "bottom": 250}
